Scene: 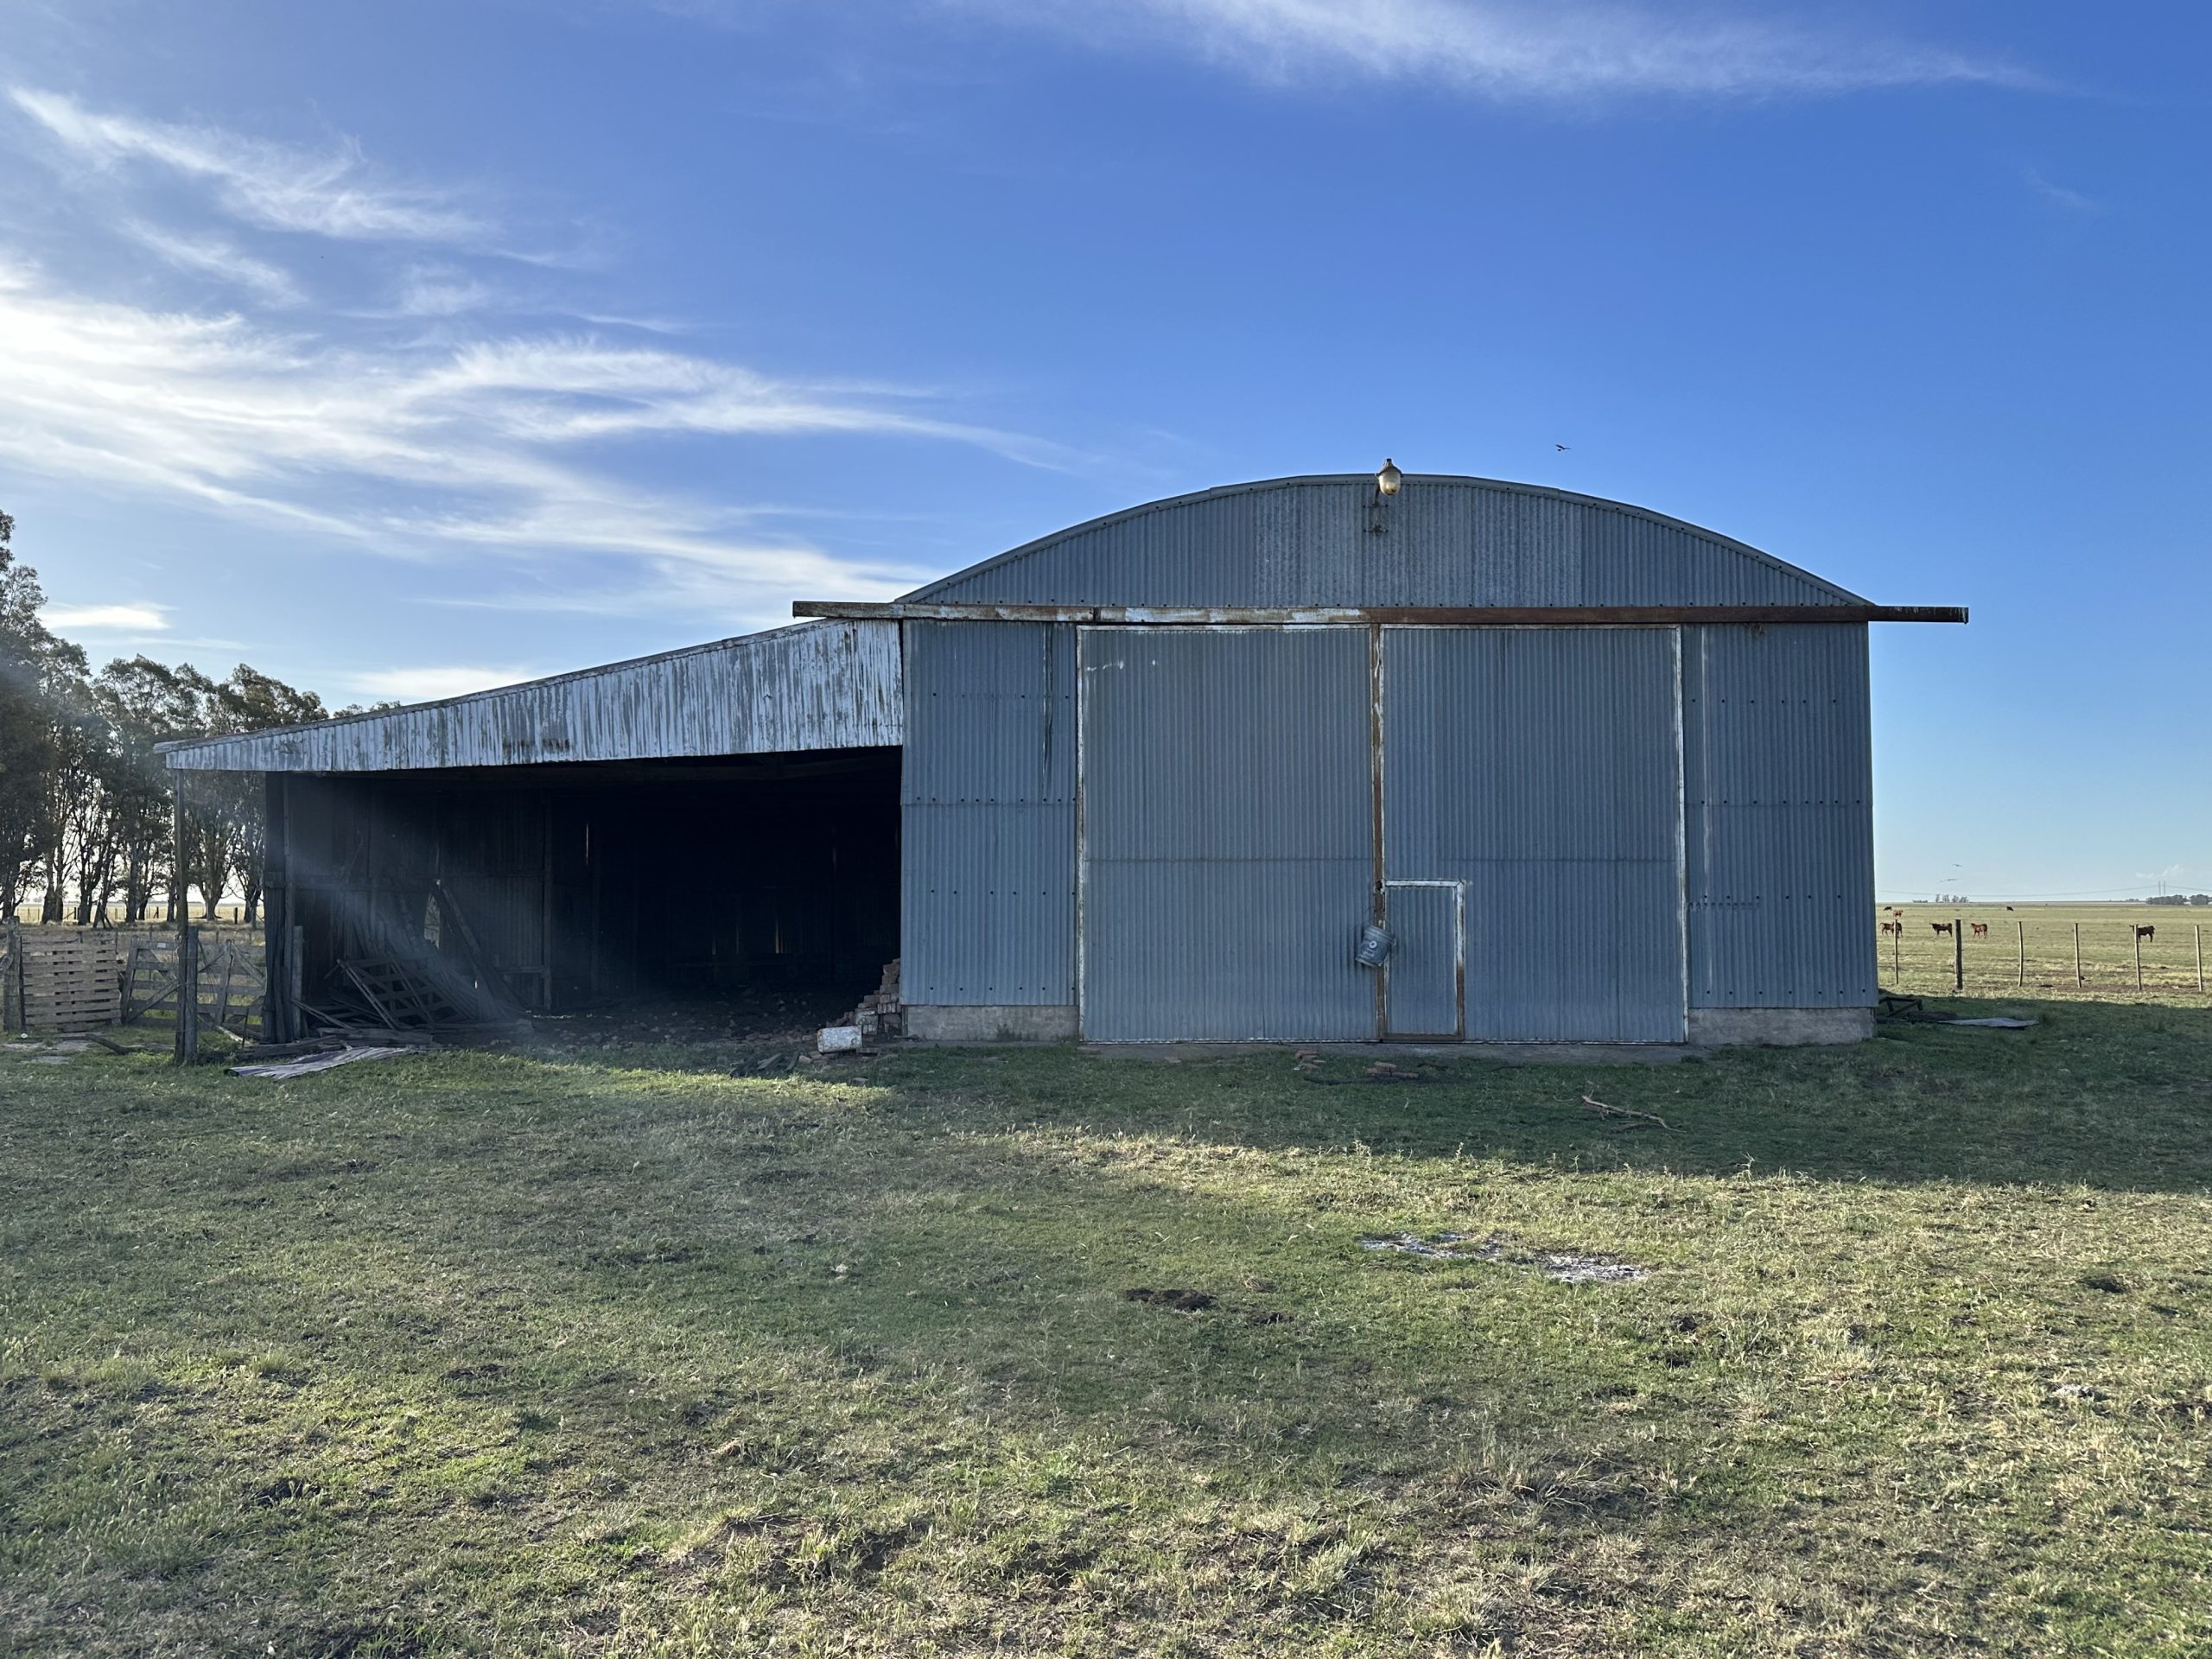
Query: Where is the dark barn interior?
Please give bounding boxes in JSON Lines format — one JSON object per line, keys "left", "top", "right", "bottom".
{"left": 262, "top": 747, "right": 899, "bottom": 1037}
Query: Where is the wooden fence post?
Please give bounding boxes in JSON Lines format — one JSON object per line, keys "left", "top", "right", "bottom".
{"left": 2135, "top": 926, "right": 2144, "bottom": 994}
{"left": 175, "top": 925, "right": 200, "bottom": 1063}
{"left": 211, "top": 938, "right": 232, "bottom": 1033}
{"left": 172, "top": 783, "right": 197, "bottom": 1065}
{"left": 2017, "top": 918, "right": 2025, "bottom": 985}
{"left": 2074, "top": 922, "right": 2082, "bottom": 986}
{"left": 289, "top": 925, "right": 304, "bottom": 1041}
{"left": 2196, "top": 924, "right": 2203, "bottom": 995}
{"left": 1954, "top": 916, "right": 1964, "bottom": 993}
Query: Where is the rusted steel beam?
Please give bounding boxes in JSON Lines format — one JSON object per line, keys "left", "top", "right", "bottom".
{"left": 794, "top": 601, "right": 1967, "bottom": 626}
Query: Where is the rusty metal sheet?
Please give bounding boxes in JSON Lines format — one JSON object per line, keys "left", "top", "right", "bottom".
{"left": 162, "top": 620, "right": 901, "bottom": 772}
{"left": 797, "top": 601, "right": 1965, "bottom": 626}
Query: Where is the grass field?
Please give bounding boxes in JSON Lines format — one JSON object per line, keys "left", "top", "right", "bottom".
{"left": 1878, "top": 904, "right": 2210, "bottom": 1005}
{"left": 6, "top": 1002, "right": 2212, "bottom": 1656}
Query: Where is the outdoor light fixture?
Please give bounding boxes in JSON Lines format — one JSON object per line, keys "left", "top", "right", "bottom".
{"left": 1370, "top": 458, "right": 1402, "bottom": 533}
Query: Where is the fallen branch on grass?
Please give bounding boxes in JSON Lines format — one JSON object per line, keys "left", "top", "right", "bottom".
{"left": 1579, "top": 1095, "right": 1674, "bottom": 1131}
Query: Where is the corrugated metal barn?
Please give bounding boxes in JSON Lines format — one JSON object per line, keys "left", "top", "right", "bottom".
{"left": 163, "top": 473, "right": 1961, "bottom": 1046}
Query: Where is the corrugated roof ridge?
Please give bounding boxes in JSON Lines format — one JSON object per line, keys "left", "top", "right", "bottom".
{"left": 898, "top": 474, "right": 1867, "bottom": 606}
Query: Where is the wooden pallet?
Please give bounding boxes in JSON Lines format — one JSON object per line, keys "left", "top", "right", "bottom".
{"left": 8, "top": 929, "right": 124, "bottom": 1033}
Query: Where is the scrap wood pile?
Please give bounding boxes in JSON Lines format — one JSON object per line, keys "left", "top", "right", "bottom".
{"left": 308, "top": 953, "right": 525, "bottom": 1044}
{"left": 307, "top": 881, "right": 529, "bottom": 1045}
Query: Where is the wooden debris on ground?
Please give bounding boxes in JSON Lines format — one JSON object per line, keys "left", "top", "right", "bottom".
{"left": 228, "top": 1046, "right": 420, "bottom": 1080}
{"left": 1579, "top": 1094, "right": 1674, "bottom": 1130}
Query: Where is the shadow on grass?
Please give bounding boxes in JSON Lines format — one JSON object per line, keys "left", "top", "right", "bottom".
{"left": 539, "top": 994, "right": 2212, "bottom": 1194}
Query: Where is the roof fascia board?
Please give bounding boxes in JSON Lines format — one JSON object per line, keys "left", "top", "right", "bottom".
{"left": 796, "top": 601, "right": 1967, "bottom": 626}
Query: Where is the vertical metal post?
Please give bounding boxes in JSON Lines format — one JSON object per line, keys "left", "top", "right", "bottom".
{"left": 262, "top": 772, "right": 283, "bottom": 1042}
{"left": 2135, "top": 927, "right": 2144, "bottom": 993}
{"left": 1366, "top": 623, "right": 1387, "bottom": 1039}
{"left": 2017, "top": 918, "right": 2025, "bottom": 985}
{"left": 2197, "top": 925, "right": 2204, "bottom": 995}
{"left": 2074, "top": 922, "right": 2082, "bottom": 986}
{"left": 540, "top": 791, "right": 556, "bottom": 1014}
{"left": 178, "top": 928, "right": 200, "bottom": 1062}
{"left": 1954, "top": 915, "right": 1963, "bottom": 993}
{"left": 1892, "top": 921, "right": 1901, "bottom": 983}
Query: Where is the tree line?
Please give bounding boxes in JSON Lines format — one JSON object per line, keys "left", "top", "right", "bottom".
{"left": 1, "top": 508, "right": 340, "bottom": 928}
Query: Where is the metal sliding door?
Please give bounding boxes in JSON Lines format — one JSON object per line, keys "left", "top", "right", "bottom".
{"left": 1079, "top": 627, "right": 1376, "bottom": 1041}
{"left": 1384, "top": 628, "right": 1685, "bottom": 1043}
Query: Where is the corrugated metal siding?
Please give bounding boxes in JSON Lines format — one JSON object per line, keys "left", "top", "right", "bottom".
{"left": 900, "top": 621, "right": 1075, "bottom": 1005}
{"left": 913, "top": 477, "right": 1862, "bottom": 610}
{"left": 1384, "top": 628, "right": 1685, "bottom": 1042}
{"left": 1684, "top": 624, "right": 1875, "bottom": 1007}
{"left": 1082, "top": 628, "right": 1375, "bottom": 1041}
{"left": 165, "top": 621, "right": 901, "bottom": 772}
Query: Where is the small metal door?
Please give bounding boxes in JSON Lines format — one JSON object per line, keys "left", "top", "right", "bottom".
{"left": 1384, "top": 880, "right": 1463, "bottom": 1038}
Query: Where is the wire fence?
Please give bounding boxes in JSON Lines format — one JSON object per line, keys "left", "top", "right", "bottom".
{"left": 1877, "top": 907, "right": 2210, "bottom": 1003}
{"left": 7, "top": 901, "right": 257, "bottom": 927}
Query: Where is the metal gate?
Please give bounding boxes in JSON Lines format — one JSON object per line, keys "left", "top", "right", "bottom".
{"left": 1078, "top": 627, "right": 1376, "bottom": 1041}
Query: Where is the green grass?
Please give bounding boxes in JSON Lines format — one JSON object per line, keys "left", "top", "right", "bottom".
{"left": 5, "top": 1003, "right": 2212, "bottom": 1656}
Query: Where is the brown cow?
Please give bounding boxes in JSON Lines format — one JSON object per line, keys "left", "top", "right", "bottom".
{"left": 1931, "top": 922, "right": 1954, "bottom": 937}
{"left": 2136, "top": 925, "right": 2156, "bottom": 943}
{"left": 1880, "top": 921, "right": 1902, "bottom": 936}
{"left": 1970, "top": 922, "right": 1989, "bottom": 938}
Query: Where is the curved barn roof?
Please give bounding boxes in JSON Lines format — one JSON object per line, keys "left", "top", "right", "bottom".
{"left": 905, "top": 474, "right": 1865, "bottom": 609}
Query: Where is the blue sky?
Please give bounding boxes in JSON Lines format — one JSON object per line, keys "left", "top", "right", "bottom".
{"left": 1, "top": 0, "right": 2204, "bottom": 899}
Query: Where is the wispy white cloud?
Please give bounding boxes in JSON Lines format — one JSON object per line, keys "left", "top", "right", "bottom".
{"left": 391, "top": 264, "right": 497, "bottom": 317}
{"left": 0, "top": 89, "right": 1076, "bottom": 631}
{"left": 349, "top": 664, "right": 542, "bottom": 700}
{"left": 10, "top": 87, "right": 489, "bottom": 243}
{"left": 44, "top": 601, "right": 168, "bottom": 631}
{"left": 118, "top": 220, "right": 302, "bottom": 304}
{"left": 0, "top": 252, "right": 1044, "bottom": 625}
{"left": 960, "top": 0, "right": 2037, "bottom": 99}
{"left": 2024, "top": 167, "right": 2098, "bottom": 213}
